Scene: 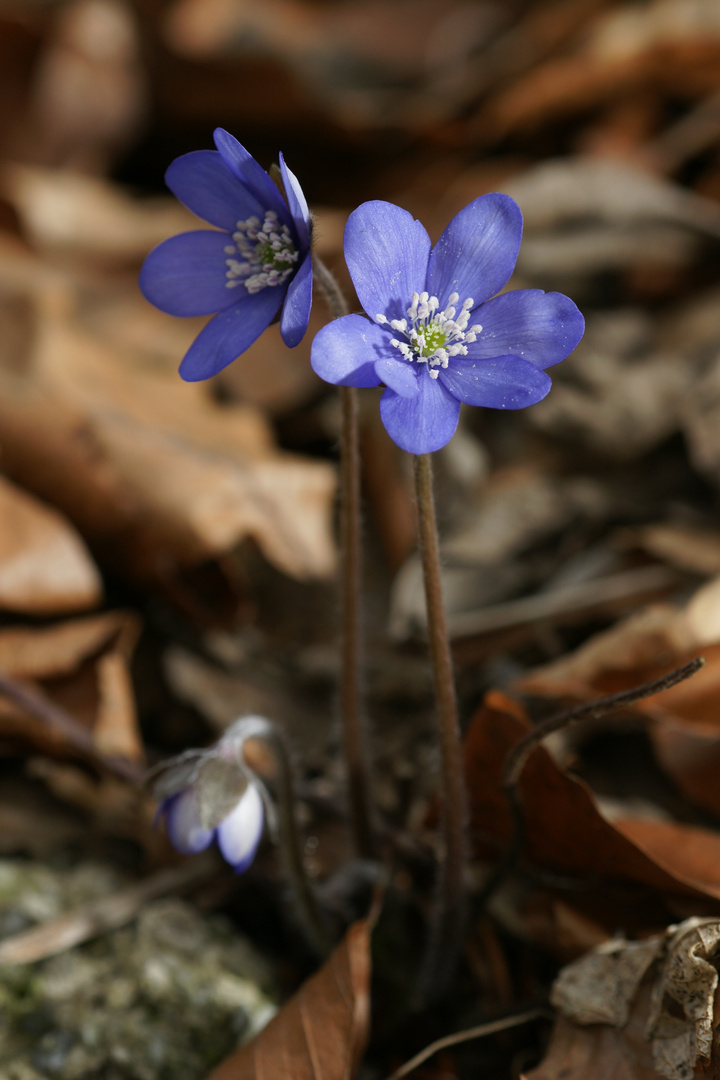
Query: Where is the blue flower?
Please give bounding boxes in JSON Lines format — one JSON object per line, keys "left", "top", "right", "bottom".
{"left": 310, "top": 196, "right": 584, "bottom": 454}
{"left": 152, "top": 718, "right": 271, "bottom": 873}
{"left": 140, "top": 129, "right": 313, "bottom": 381}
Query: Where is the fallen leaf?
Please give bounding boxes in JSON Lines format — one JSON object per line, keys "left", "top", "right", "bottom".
{"left": 0, "top": 472, "right": 102, "bottom": 614}
{"left": 1, "top": 164, "right": 194, "bottom": 262}
{"left": 206, "top": 917, "right": 371, "bottom": 1080}
{"left": 514, "top": 574, "right": 720, "bottom": 700}
{"left": 650, "top": 716, "right": 720, "bottom": 816}
{"left": 623, "top": 523, "right": 720, "bottom": 576}
{"left": 529, "top": 918, "right": 720, "bottom": 1080}
{"left": 513, "top": 576, "right": 720, "bottom": 817}
{"left": 0, "top": 290, "right": 337, "bottom": 588}
{"left": 465, "top": 691, "right": 720, "bottom": 903}
{"left": 28, "top": 0, "right": 147, "bottom": 173}
{"left": 0, "top": 611, "right": 143, "bottom": 763}
{"left": 524, "top": 1008, "right": 660, "bottom": 1080}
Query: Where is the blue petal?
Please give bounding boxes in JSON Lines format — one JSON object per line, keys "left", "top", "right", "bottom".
{"left": 280, "top": 252, "right": 312, "bottom": 347}
{"left": 374, "top": 357, "right": 419, "bottom": 398}
{"left": 279, "top": 152, "right": 311, "bottom": 250}
{"left": 165, "top": 150, "right": 264, "bottom": 232}
{"left": 139, "top": 231, "right": 239, "bottom": 317}
{"left": 426, "top": 194, "right": 523, "bottom": 309}
{"left": 311, "top": 314, "right": 390, "bottom": 388}
{"left": 469, "top": 290, "right": 585, "bottom": 369}
{"left": 379, "top": 375, "right": 460, "bottom": 453}
{"left": 439, "top": 354, "right": 551, "bottom": 408}
{"left": 344, "top": 201, "right": 431, "bottom": 322}
{"left": 163, "top": 790, "right": 214, "bottom": 855}
{"left": 216, "top": 782, "right": 264, "bottom": 872}
{"left": 179, "top": 287, "right": 285, "bottom": 381}
{"left": 213, "top": 128, "right": 290, "bottom": 225}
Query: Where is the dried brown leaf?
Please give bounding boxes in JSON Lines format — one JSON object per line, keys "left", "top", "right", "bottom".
{"left": 0, "top": 296, "right": 337, "bottom": 586}
{"left": 513, "top": 577, "right": 720, "bottom": 816}
{"left": 0, "top": 473, "right": 101, "bottom": 613}
{"left": 650, "top": 716, "right": 720, "bottom": 816}
{"left": 625, "top": 523, "right": 720, "bottom": 577}
{"left": 514, "top": 574, "right": 720, "bottom": 700}
{"left": 206, "top": 918, "right": 371, "bottom": 1080}
{"left": 530, "top": 919, "right": 720, "bottom": 1080}
{"left": 465, "top": 691, "right": 720, "bottom": 902}
{"left": 1, "top": 165, "right": 194, "bottom": 261}
{"left": 0, "top": 611, "right": 143, "bottom": 763}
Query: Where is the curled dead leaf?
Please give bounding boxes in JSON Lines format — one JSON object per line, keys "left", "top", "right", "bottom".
{"left": 534, "top": 918, "right": 720, "bottom": 1080}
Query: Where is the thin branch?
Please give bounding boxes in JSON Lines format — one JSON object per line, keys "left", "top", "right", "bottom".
{"left": 0, "top": 669, "right": 144, "bottom": 786}
{"left": 480, "top": 657, "right": 705, "bottom": 906}
{"left": 385, "top": 1007, "right": 547, "bottom": 1080}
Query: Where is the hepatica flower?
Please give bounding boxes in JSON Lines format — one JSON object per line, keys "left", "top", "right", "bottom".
{"left": 151, "top": 718, "right": 272, "bottom": 872}
{"left": 311, "top": 196, "right": 584, "bottom": 454}
{"left": 140, "top": 129, "right": 312, "bottom": 381}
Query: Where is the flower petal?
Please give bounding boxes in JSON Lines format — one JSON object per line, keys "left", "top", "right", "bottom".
{"left": 469, "top": 289, "right": 585, "bottom": 369}
{"left": 164, "top": 790, "right": 214, "bottom": 855}
{"left": 279, "top": 152, "right": 311, "bottom": 250}
{"left": 179, "top": 287, "right": 285, "bottom": 381}
{"left": 311, "top": 314, "right": 391, "bottom": 388}
{"left": 344, "top": 201, "right": 431, "bottom": 322}
{"left": 139, "top": 231, "right": 239, "bottom": 317}
{"left": 374, "top": 357, "right": 419, "bottom": 398}
{"left": 427, "top": 193, "right": 523, "bottom": 309}
{"left": 439, "top": 354, "right": 551, "bottom": 408}
{"left": 280, "top": 252, "right": 312, "bottom": 347}
{"left": 379, "top": 375, "right": 460, "bottom": 453}
{"left": 213, "top": 128, "right": 290, "bottom": 224}
{"left": 216, "top": 781, "right": 265, "bottom": 872}
{"left": 165, "top": 150, "right": 265, "bottom": 232}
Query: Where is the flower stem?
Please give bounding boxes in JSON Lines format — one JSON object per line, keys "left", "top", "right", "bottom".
{"left": 246, "top": 718, "right": 332, "bottom": 957}
{"left": 413, "top": 452, "right": 467, "bottom": 1001}
{"left": 312, "top": 254, "right": 377, "bottom": 860}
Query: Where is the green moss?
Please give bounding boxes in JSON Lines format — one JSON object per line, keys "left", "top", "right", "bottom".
{"left": 0, "top": 860, "right": 276, "bottom": 1079}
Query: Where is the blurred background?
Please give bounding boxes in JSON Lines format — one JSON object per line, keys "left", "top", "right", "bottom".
{"left": 4, "top": 0, "right": 720, "bottom": 1076}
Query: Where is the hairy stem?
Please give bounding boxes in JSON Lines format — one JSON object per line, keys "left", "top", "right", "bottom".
{"left": 313, "top": 253, "right": 376, "bottom": 859}
{"left": 413, "top": 452, "right": 467, "bottom": 1000}
{"left": 245, "top": 717, "right": 332, "bottom": 957}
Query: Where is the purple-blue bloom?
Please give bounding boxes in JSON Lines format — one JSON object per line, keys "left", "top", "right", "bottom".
{"left": 163, "top": 778, "right": 264, "bottom": 872}
{"left": 152, "top": 718, "right": 270, "bottom": 873}
{"left": 140, "top": 128, "right": 313, "bottom": 381}
{"left": 310, "top": 196, "right": 584, "bottom": 454}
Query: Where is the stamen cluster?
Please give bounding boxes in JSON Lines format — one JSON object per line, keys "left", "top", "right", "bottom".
{"left": 377, "top": 292, "right": 482, "bottom": 379}
{"left": 225, "top": 210, "right": 299, "bottom": 294}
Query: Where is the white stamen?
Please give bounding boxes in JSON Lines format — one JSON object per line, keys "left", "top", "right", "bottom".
{"left": 225, "top": 210, "right": 299, "bottom": 293}
{"left": 384, "top": 291, "right": 481, "bottom": 376}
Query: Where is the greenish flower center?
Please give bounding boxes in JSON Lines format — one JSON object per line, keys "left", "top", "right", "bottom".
{"left": 377, "top": 292, "right": 483, "bottom": 378}
{"left": 418, "top": 324, "right": 449, "bottom": 357}
{"left": 224, "top": 210, "right": 299, "bottom": 294}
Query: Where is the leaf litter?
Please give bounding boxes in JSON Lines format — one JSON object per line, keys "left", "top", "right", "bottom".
{"left": 7, "top": 1, "right": 720, "bottom": 1078}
